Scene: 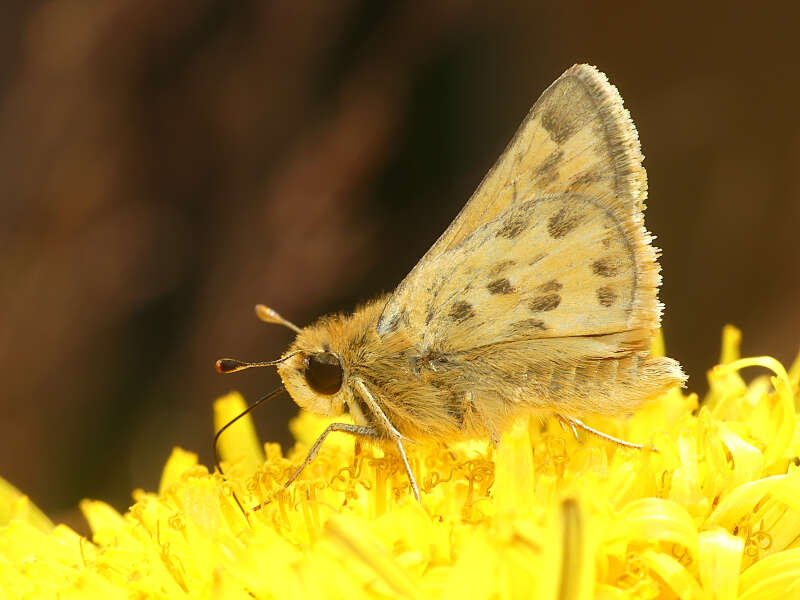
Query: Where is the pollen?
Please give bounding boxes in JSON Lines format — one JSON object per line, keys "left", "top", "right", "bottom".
{"left": 1, "top": 326, "right": 799, "bottom": 598}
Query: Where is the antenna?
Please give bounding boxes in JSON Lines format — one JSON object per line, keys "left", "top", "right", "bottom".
{"left": 255, "top": 304, "right": 301, "bottom": 333}
{"left": 215, "top": 352, "right": 301, "bottom": 374}
{"left": 213, "top": 304, "right": 301, "bottom": 518}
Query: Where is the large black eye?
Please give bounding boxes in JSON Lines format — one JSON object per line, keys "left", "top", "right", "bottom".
{"left": 304, "top": 352, "right": 343, "bottom": 395}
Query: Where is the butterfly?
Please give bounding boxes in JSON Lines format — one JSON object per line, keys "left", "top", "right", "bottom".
{"left": 216, "top": 64, "right": 686, "bottom": 502}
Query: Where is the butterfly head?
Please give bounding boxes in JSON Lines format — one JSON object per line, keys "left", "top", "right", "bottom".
{"left": 268, "top": 303, "right": 359, "bottom": 416}
{"left": 216, "top": 305, "right": 354, "bottom": 417}
{"left": 275, "top": 338, "right": 350, "bottom": 417}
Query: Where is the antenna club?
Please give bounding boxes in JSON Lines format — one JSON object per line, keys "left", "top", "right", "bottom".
{"left": 254, "top": 304, "right": 302, "bottom": 333}
{"left": 255, "top": 304, "right": 278, "bottom": 322}
{"left": 216, "top": 358, "right": 242, "bottom": 374}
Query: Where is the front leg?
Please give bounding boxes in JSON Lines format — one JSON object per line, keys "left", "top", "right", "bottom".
{"left": 353, "top": 378, "right": 421, "bottom": 502}
{"left": 284, "top": 422, "right": 381, "bottom": 489}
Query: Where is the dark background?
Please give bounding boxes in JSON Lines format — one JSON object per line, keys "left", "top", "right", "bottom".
{"left": 1, "top": 1, "right": 798, "bottom": 528}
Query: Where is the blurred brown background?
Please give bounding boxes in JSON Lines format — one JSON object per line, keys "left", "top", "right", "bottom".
{"left": 1, "top": 1, "right": 799, "bottom": 525}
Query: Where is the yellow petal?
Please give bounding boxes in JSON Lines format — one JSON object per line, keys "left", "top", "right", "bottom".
{"left": 698, "top": 527, "right": 744, "bottom": 600}
{"left": 738, "top": 547, "right": 800, "bottom": 600}
{"left": 79, "top": 499, "right": 138, "bottom": 548}
{"left": 493, "top": 418, "right": 535, "bottom": 514}
{"left": 717, "top": 424, "right": 763, "bottom": 491}
{"left": 639, "top": 550, "right": 704, "bottom": 600}
{"left": 713, "top": 356, "right": 796, "bottom": 468}
{"left": 213, "top": 392, "right": 265, "bottom": 474}
{"left": 707, "top": 472, "right": 800, "bottom": 528}
{"left": 442, "top": 530, "right": 498, "bottom": 600}
{"left": 325, "top": 512, "right": 422, "bottom": 600}
{"left": 159, "top": 446, "right": 199, "bottom": 492}
{"left": 557, "top": 498, "right": 595, "bottom": 600}
{"left": 0, "top": 475, "right": 53, "bottom": 533}
{"left": 617, "top": 498, "right": 699, "bottom": 560}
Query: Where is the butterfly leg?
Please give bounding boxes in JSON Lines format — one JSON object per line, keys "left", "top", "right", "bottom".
{"left": 393, "top": 437, "right": 421, "bottom": 502}
{"left": 283, "top": 422, "right": 381, "bottom": 490}
{"left": 353, "top": 378, "right": 422, "bottom": 502}
{"left": 557, "top": 417, "right": 581, "bottom": 441}
{"left": 557, "top": 414, "right": 654, "bottom": 451}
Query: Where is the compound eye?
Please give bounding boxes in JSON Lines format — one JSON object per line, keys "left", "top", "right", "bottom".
{"left": 304, "top": 352, "right": 343, "bottom": 395}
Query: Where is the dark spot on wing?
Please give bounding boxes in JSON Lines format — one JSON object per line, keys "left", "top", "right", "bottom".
{"left": 591, "top": 258, "right": 619, "bottom": 278}
{"left": 489, "top": 260, "right": 516, "bottom": 276}
{"left": 566, "top": 171, "right": 602, "bottom": 193}
{"left": 538, "top": 78, "right": 594, "bottom": 145}
{"left": 597, "top": 286, "right": 617, "bottom": 307}
{"left": 533, "top": 150, "right": 564, "bottom": 186}
{"left": 487, "top": 278, "right": 515, "bottom": 295}
{"left": 379, "top": 307, "right": 408, "bottom": 334}
{"left": 496, "top": 214, "right": 528, "bottom": 240}
{"left": 449, "top": 300, "right": 475, "bottom": 323}
{"left": 528, "top": 294, "right": 561, "bottom": 312}
{"left": 382, "top": 316, "right": 400, "bottom": 333}
{"left": 528, "top": 253, "right": 547, "bottom": 266}
{"left": 535, "top": 280, "right": 563, "bottom": 293}
{"left": 510, "top": 318, "right": 547, "bottom": 332}
{"left": 541, "top": 107, "right": 577, "bottom": 145}
{"left": 547, "top": 207, "right": 582, "bottom": 239}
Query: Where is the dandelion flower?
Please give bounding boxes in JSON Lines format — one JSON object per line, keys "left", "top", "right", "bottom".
{"left": 1, "top": 326, "right": 799, "bottom": 599}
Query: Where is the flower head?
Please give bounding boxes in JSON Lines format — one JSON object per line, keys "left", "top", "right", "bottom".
{"left": 1, "top": 326, "right": 799, "bottom": 598}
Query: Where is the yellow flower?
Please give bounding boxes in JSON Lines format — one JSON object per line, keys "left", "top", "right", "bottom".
{"left": 2, "top": 326, "right": 800, "bottom": 599}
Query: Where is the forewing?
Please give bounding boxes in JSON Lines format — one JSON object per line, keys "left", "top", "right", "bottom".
{"left": 376, "top": 64, "right": 660, "bottom": 353}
